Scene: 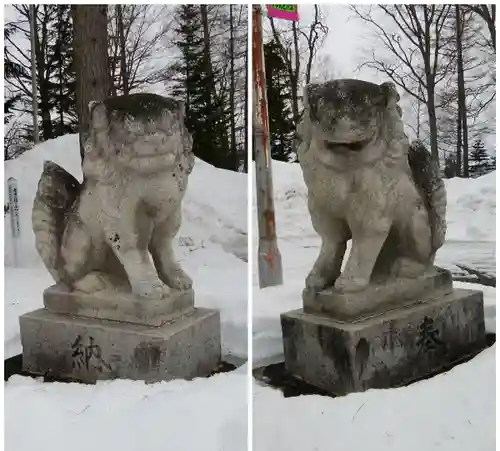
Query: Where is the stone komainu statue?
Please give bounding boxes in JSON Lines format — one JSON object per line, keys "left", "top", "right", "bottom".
{"left": 297, "top": 79, "right": 447, "bottom": 293}
{"left": 32, "top": 93, "right": 195, "bottom": 299}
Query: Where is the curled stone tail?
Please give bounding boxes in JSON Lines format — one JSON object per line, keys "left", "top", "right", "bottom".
{"left": 32, "top": 161, "right": 80, "bottom": 284}
{"left": 408, "top": 140, "right": 447, "bottom": 252}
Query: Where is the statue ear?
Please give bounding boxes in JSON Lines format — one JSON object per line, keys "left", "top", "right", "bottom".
{"left": 305, "top": 84, "right": 321, "bottom": 121}
{"left": 302, "top": 85, "right": 309, "bottom": 112}
{"left": 380, "top": 82, "right": 400, "bottom": 105}
{"left": 177, "top": 100, "right": 186, "bottom": 119}
{"left": 89, "top": 101, "right": 108, "bottom": 131}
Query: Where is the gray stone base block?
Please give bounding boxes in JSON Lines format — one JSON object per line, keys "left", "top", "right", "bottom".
{"left": 43, "top": 284, "right": 194, "bottom": 327}
{"left": 282, "top": 288, "right": 486, "bottom": 395}
{"left": 20, "top": 307, "right": 221, "bottom": 383}
{"left": 303, "top": 267, "right": 453, "bottom": 321}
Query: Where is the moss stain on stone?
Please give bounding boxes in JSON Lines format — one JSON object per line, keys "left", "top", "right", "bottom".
{"left": 307, "top": 79, "right": 386, "bottom": 122}
{"left": 94, "top": 93, "right": 181, "bottom": 123}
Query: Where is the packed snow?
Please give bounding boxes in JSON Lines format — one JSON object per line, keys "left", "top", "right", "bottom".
{"left": 6, "top": 368, "right": 247, "bottom": 451}
{"left": 4, "top": 135, "right": 248, "bottom": 451}
{"left": 253, "top": 345, "right": 495, "bottom": 451}
{"left": 445, "top": 171, "right": 496, "bottom": 243}
{"left": 252, "top": 159, "right": 496, "bottom": 451}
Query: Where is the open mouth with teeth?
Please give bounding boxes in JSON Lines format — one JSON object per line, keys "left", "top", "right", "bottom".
{"left": 324, "top": 137, "right": 372, "bottom": 153}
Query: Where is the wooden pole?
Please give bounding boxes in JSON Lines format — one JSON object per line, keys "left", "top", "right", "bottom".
{"left": 252, "top": 5, "right": 283, "bottom": 288}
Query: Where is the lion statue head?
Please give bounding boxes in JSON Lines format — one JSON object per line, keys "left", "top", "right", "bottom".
{"left": 298, "top": 79, "right": 409, "bottom": 169}
{"left": 83, "top": 93, "right": 194, "bottom": 179}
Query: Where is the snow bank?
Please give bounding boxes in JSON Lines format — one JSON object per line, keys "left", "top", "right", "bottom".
{"left": 4, "top": 134, "right": 248, "bottom": 267}
{"left": 254, "top": 160, "right": 496, "bottom": 244}
{"left": 445, "top": 171, "right": 496, "bottom": 242}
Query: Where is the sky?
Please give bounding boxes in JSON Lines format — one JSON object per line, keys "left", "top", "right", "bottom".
{"left": 4, "top": 4, "right": 496, "bottom": 155}
{"left": 295, "top": 4, "right": 389, "bottom": 81}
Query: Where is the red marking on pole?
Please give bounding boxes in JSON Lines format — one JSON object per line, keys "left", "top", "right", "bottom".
{"left": 263, "top": 209, "right": 276, "bottom": 239}
{"left": 264, "top": 246, "right": 274, "bottom": 269}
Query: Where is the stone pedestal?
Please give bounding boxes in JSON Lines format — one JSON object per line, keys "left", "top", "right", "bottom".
{"left": 43, "top": 284, "right": 194, "bottom": 327}
{"left": 20, "top": 307, "right": 221, "bottom": 383}
{"left": 303, "top": 268, "right": 453, "bottom": 321}
{"left": 281, "top": 288, "right": 486, "bottom": 395}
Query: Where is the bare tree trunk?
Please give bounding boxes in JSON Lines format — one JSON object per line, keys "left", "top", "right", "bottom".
{"left": 38, "top": 6, "right": 52, "bottom": 140}
{"left": 456, "top": 5, "right": 469, "bottom": 177}
{"left": 290, "top": 21, "right": 300, "bottom": 127}
{"left": 302, "top": 5, "right": 327, "bottom": 85}
{"left": 229, "top": 5, "right": 237, "bottom": 169}
{"left": 422, "top": 6, "right": 439, "bottom": 163}
{"left": 456, "top": 106, "right": 462, "bottom": 177}
{"left": 200, "top": 5, "right": 230, "bottom": 168}
{"left": 467, "top": 4, "right": 495, "bottom": 50}
{"left": 200, "top": 5, "right": 214, "bottom": 152}
{"left": 116, "top": 4, "right": 129, "bottom": 95}
{"left": 73, "top": 5, "right": 111, "bottom": 162}
{"left": 486, "top": 5, "right": 496, "bottom": 50}
{"left": 268, "top": 8, "right": 327, "bottom": 137}
{"left": 57, "top": 7, "right": 65, "bottom": 134}
{"left": 426, "top": 84, "right": 439, "bottom": 162}
{"left": 243, "top": 28, "right": 248, "bottom": 173}
{"left": 352, "top": 5, "right": 452, "bottom": 166}
{"left": 29, "top": 5, "right": 40, "bottom": 144}
{"left": 416, "top": 98, "right": 421, "bottom": 140}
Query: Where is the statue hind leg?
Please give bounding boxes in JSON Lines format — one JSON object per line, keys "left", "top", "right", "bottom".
{"left": 392, "top": 204, "right": 434, "bottom": 278}
{"left": 60, "top": 217, "right": 92, "bottom": 288}
{"left": 61, "top": 219, "right": 123, "bottom": 293}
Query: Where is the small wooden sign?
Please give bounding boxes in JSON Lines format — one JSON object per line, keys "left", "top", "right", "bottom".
{"left": 7, "top": 177, "right": 20, "bottom": 238}
{"left": 267, "top": 4, "right": 299, "bottom": 22}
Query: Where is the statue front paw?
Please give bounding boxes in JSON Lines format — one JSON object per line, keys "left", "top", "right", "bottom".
{"left": 334, "top": 274, "right": 369, "bottom": 292}
{"left": 305, "top": 272, "right": 328, "bottom": 292}
{"left": 167, "top": 269, "right": 193, "bottom": 291}
{"left": 133, "top": 280, "right": 171, "bottom": 299}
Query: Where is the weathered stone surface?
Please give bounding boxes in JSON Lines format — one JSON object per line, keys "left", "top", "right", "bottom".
{"left": 32, "top": 92, "right": 195, "bottom": 317}
{"left": 23, "top": 94, "right": 222, "bottom": 384}
{"left": 284, "top": 78, "right": 486, "bottom": 395}
{"left": 20, "top": 307, "right": 221, "bottom": 383}
{"left": 43, "top": 284, "right": 194, "bottom": 327}
{"left": 282, "top": 289, "right": 486, "bottom": 395}
{"left": 297, "top": 78, "right": 447, "bottom": 296}
{"left": 303, "top": 267, "right": 453, "bottom": 321}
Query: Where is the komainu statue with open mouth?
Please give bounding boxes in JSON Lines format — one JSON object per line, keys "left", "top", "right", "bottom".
{"left": 296, "top": 79, "right": 450, "bottom": 318}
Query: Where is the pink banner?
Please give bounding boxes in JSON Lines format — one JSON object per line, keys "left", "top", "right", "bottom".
{"left": 267, "top": 5, "right": 299, "bottom": 22}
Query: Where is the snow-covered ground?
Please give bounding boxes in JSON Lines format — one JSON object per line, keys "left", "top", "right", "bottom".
{"left": 4, "top": 138, "right": 497, "bottom": 451}
{"left": 6, "top": 368, "right": 247, "bottom": 451}
{"left": 253, "top": 345, "right": 495, "bottom": 451}
{"left": 252, "top": 160, "right": 496, "bottom": 450}
{"left": 4, "top": 135, "right": 248, "bottom": 451}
